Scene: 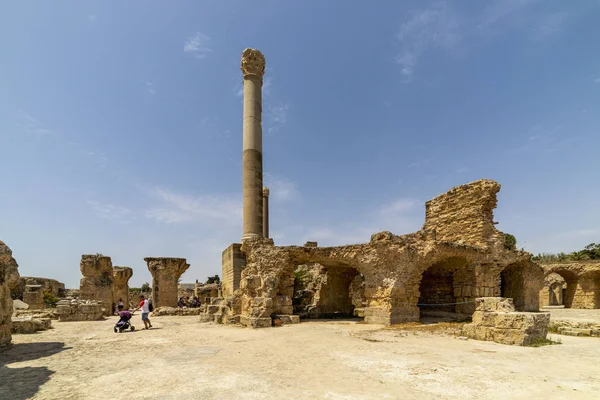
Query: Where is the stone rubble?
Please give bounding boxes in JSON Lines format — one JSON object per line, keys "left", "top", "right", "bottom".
{"left": 56, "top": 299, "right": 104, "bottom": 322}
{"left": 11, "top": 316, "right": 52, "bottom": 334}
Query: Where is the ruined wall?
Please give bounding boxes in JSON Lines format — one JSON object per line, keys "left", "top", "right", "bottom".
{"left": 112, "top": 266, "right": 133, "bottom": 309}
{"left": 1, "top": 241, "right": 21, "bottom": 348}
{"left": 539, "top": 263, "right": 600, "bottom": 309}
{"left": 145, "top": 258, "right": 190, "bottom": 308}
{"left": 56, "top": 299, "right": 103, "bottom": 322}
{"left": 222, "top": 243, "right": 246, "bottom": 296}
{"left": 12, "top": 276, "right": 65, "bottom": 300}
{"left": 422, "top": 180, "right": 504, "bottom": 249}
{"left": 80, "top": 255, "right": 114, "bottom": 315}
{"left": 195, "top": 283, "right": 220, "bottom": 303}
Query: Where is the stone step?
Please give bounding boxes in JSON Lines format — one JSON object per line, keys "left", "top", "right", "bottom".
{"left": 559, "top": 329, "right": 592, "bottom": 337}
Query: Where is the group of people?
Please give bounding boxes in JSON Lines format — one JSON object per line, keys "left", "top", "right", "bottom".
{"left": 177, "top": 296, "right": 201, "bottom": 308}
{"left": 114, "top": 295, "right": 153, "bottom": 330}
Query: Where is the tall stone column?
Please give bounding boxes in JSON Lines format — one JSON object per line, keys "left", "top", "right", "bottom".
{"left": 80, "top": 254, "right": 114, "bottom": 316}
{"left": 262, "top": 187, "right": 270, "bottom": 239}
{"left": 144, "top": 257, "right": 190, "bottom": 308}
{"left": 112, "top": 266, "right": 133, "bottom": 309}
{"left": 241, "top": 48, "right": 266, "bottom": 240}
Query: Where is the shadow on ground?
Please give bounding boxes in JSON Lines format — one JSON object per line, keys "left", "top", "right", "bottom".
{"left": 0, "top": 342, "right": 69, "bottom": 400}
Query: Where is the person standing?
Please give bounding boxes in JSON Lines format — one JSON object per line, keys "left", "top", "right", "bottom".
{"left": 133, "top": 295, "right": 153, "bottom": 329}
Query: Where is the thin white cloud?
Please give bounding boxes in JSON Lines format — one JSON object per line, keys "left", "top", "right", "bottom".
{"left": 87, "top": 200, "right": 131, "bottom": 221}
{"left": 142, "top": 81, "right": 156, "bottom": 95}
{"left": 593, "top": 77, "right": 600, "bottom": 84}
{"left": 395, "top": 2, "right": 462, "bottom": 81}
{"left": 478, "top": 0, "right": 540, "bottom": 29}
{"left": 145, "top": 187, "right": 241, "bottom": 225}
{"left": 407, "top": 157, "right": 435, "bottom": 168}
{"left": 532, "top": 12, "right": 570, "bottom": 40}
{"left": 18, "top": 111, "right": 55, "bottom": 136}
{"left": 264, "top": 173, "right": 299, "bottom": 202}
{"left": 183, "top": 32, "right": 212, "bottom": 59}
{"left": 265, "top": 103, "right": 289, "bottom": 134}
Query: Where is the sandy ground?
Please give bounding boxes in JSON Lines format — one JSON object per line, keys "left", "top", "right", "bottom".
{"left": 2, "top": 315, "right": 600, "bottom": 400}
{"left": 546, "top": 308, "right": 600, "bottom": 324}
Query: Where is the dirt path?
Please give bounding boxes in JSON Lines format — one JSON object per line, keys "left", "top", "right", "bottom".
{"left": 2, "top": 316, "right": 600, "bottom": 399}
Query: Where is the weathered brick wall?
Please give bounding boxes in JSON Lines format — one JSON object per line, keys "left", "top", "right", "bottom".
{"left": 423, "top": 179, "right": 503, "bottom": 249}
{"left": 221, "top": 243, "right": 246, "bottom": 296}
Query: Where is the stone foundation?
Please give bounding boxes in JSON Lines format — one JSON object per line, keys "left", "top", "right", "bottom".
{"left": 463, "top": 297, "right": 550, "bottom": 346}
{"left": 56, "top": 299, "right": 104, "bottom": 322}
{"left": 222, "top": 243, "right": 246, "bottom": 296}
{"left": 1, "top": 241, "right": 21, "bottom": 348}
{"left": 11, "top": 316, "right": 52, "bottom": 334}
{"left": 152, "top": 306, "right": 204, "bottom": 316}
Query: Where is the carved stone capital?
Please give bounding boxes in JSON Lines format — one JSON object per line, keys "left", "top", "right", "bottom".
{"left": 262, "top": 187, "right": 270, "bottom": 197}
{"left": 241, "top": 48, "right": 265, "bottom": 80}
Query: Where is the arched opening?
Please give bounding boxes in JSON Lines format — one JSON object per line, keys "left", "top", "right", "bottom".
{"left": 292, "top": 263, "right": 364, "bottom": 320}
{"left": 418, "top": 257, "right": 473, "bottom": 323}
{"left": 500, "top": 262, "right": 526, "bottom": 310}
{"left": 548, "top": 270, "right": 578, "bottom": 308}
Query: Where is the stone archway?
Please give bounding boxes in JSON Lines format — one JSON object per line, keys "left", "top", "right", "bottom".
{"left": 292, "top": 263, "right": 364, "bottom": 319}
{"left": 500, "top": 262, "right": 527, "bottom": 310}
{"left": 417, "top": 257, "right": 474, "bottom": 322}
{"left": 542, "top": 270, "right": 578, "bottom": 308}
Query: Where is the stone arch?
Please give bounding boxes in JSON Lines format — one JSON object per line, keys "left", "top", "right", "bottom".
{"left": 540, "top": 269, "right": 578, "bottom": 308}
{"left": 500, "top": 260, "right": 543, "bottom": 311}
{"left": 416, "top": 256, "right": 475, "bottom": 321}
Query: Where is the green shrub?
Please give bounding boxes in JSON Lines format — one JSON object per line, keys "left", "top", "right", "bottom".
{"left": 504, "top": 234, "right": 517, "bottom": 251}
{"left": 43, "top": 290, "right": 60, "bottom": 307}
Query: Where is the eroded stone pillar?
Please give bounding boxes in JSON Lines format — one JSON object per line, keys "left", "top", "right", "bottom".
{"left": 112, "top": 266, "right": 133, "bottom": 309}
{"left": 145, "top": 258, "right": 190, "bottom": 308}
{"left": 262, "top": 187, "right": 270, "bottom": 239}
{"left": 241, "top": 48, "right": 266, "bottom": 240}
{"left": 0, "top": 240, "right": 21, "bottom": 348}
{"left": 80, "top": 254, "right": 114, "bottom": 316}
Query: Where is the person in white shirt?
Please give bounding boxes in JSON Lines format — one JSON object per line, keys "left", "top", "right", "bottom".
{"left": 132, "top": 295, "right": 153, "bottom": 329}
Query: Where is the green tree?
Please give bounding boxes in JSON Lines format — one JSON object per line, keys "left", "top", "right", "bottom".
{"left": 504, "top": 233, "right": 517, "bottom": 251}
{"left": 141, "top": 282, "right": 151, "bottom": 292}
{"left": 206, "top": 275, "right": 220, "bottom": 284}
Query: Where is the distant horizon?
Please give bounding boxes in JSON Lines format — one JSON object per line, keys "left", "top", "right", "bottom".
{"left": 2, "top": 1, "right": 599, "bottom": 288}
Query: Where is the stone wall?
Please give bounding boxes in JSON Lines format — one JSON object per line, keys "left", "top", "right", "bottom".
{"left": 56, "top": 299, "right": 103, "bottom": 322}
{"left": 539, "top": 262, "right": 600, "bottom": 309}
{"left": 463, "top": 297, "right": 550, "bottom": 346}
{"left": 1, "top": 241, "right": 21, "bottom": 348}
{"left": 195, "top": 283, "right": 220, "bottom": 303}
{"left": 222, "top": 243, "right": 246, "bottom": 296}
{"left": 12, "top": 276, "right": 65, "bottom": 299}
{"left": 422, "top": 179, "right": 504, "bottom": 250}
{"left": 80, "top": 255, "right": 114, "bottom": 315}
{"left": 145, "top": 258, "right": 190, "bottom": 308}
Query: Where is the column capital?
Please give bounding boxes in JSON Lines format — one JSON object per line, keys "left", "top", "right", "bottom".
{"left": 241, "top": 48, "right": 266, "bottom": 80}
{"left": 262, "top": 187, "right": 270, "bottom": 197}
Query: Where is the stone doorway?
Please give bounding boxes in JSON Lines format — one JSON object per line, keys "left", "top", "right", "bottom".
{"left": 500, "top": 262, "right": 526, "bottom": 310}
{"left": 417, "top": 257, "right": 474, "bottom": 323}
{"left": 292, "top": 263, "right": 365, "bottom": 320}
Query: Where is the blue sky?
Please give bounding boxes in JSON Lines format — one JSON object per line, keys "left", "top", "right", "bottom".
{"left": 1, "top": 1, "right": 599, "bottom": 288}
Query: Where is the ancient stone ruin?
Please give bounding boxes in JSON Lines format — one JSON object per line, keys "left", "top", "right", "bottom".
{"left": 22, "top": 284, "right": 44, "bottom": 310}
{"left": 208, "top": 49, "right": 547, "bottom": 339}
{"left": 539, "top": 262, "right": 600, "bottom": 309}
{"left": 145, "top": 257, "right": 190, "bottom": 307}
{"left": 0, "top": 240, "right": 21, "bottom": 348}
{"left": 463, "top": 297, "right": 550, "bottom": 345}
{"left": 11, "top": 276, "right": 65, "bottom": 300}
{"left": 112, "top": 266, "right": 133, "bottom": 309}
{"left": 80, "top": 254, "right": 114, "bottom": 315}
{"left": 56, "top": 299, "right": 104, "bottom": 322}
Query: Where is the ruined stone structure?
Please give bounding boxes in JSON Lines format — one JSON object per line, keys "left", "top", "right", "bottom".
{"left": 56, "top": 299, "right": 103, "bottom": 322}
{"left": 463, "top": 297, "right": 550, "bottom": 346}
{"left": 539, "top": 262, "right": 600, "bottom": 309}
{"left": 22, "top": 284, "right": 44, "bottom": 310}
{"left": 145, "top": 258, "right": 190, "bottom": 308}
{"left": 12, "top": 276, "right": 65, "bottom": 300}
{"left": 11, "top": 316, "right": 52, "bottom": 334}
{"left": 195, "top": 283, "right": 220, "bottom": 304}
{"left": 112, "top": 266, "right": 133, "bottom": 309}
{"left": 222, "top": 243, "right": 246, "bottom": 296}
{"left": 80, "top": 254, "right": 114, "bottom": 315}
{"left": 0, "top": 241, "right": 20, "bottom": 348}
{"left": 241, "top": 48, "right": 266, "bottom": 240}
{"left": 223, "top": 179, "right": 543, "bottom": 328}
